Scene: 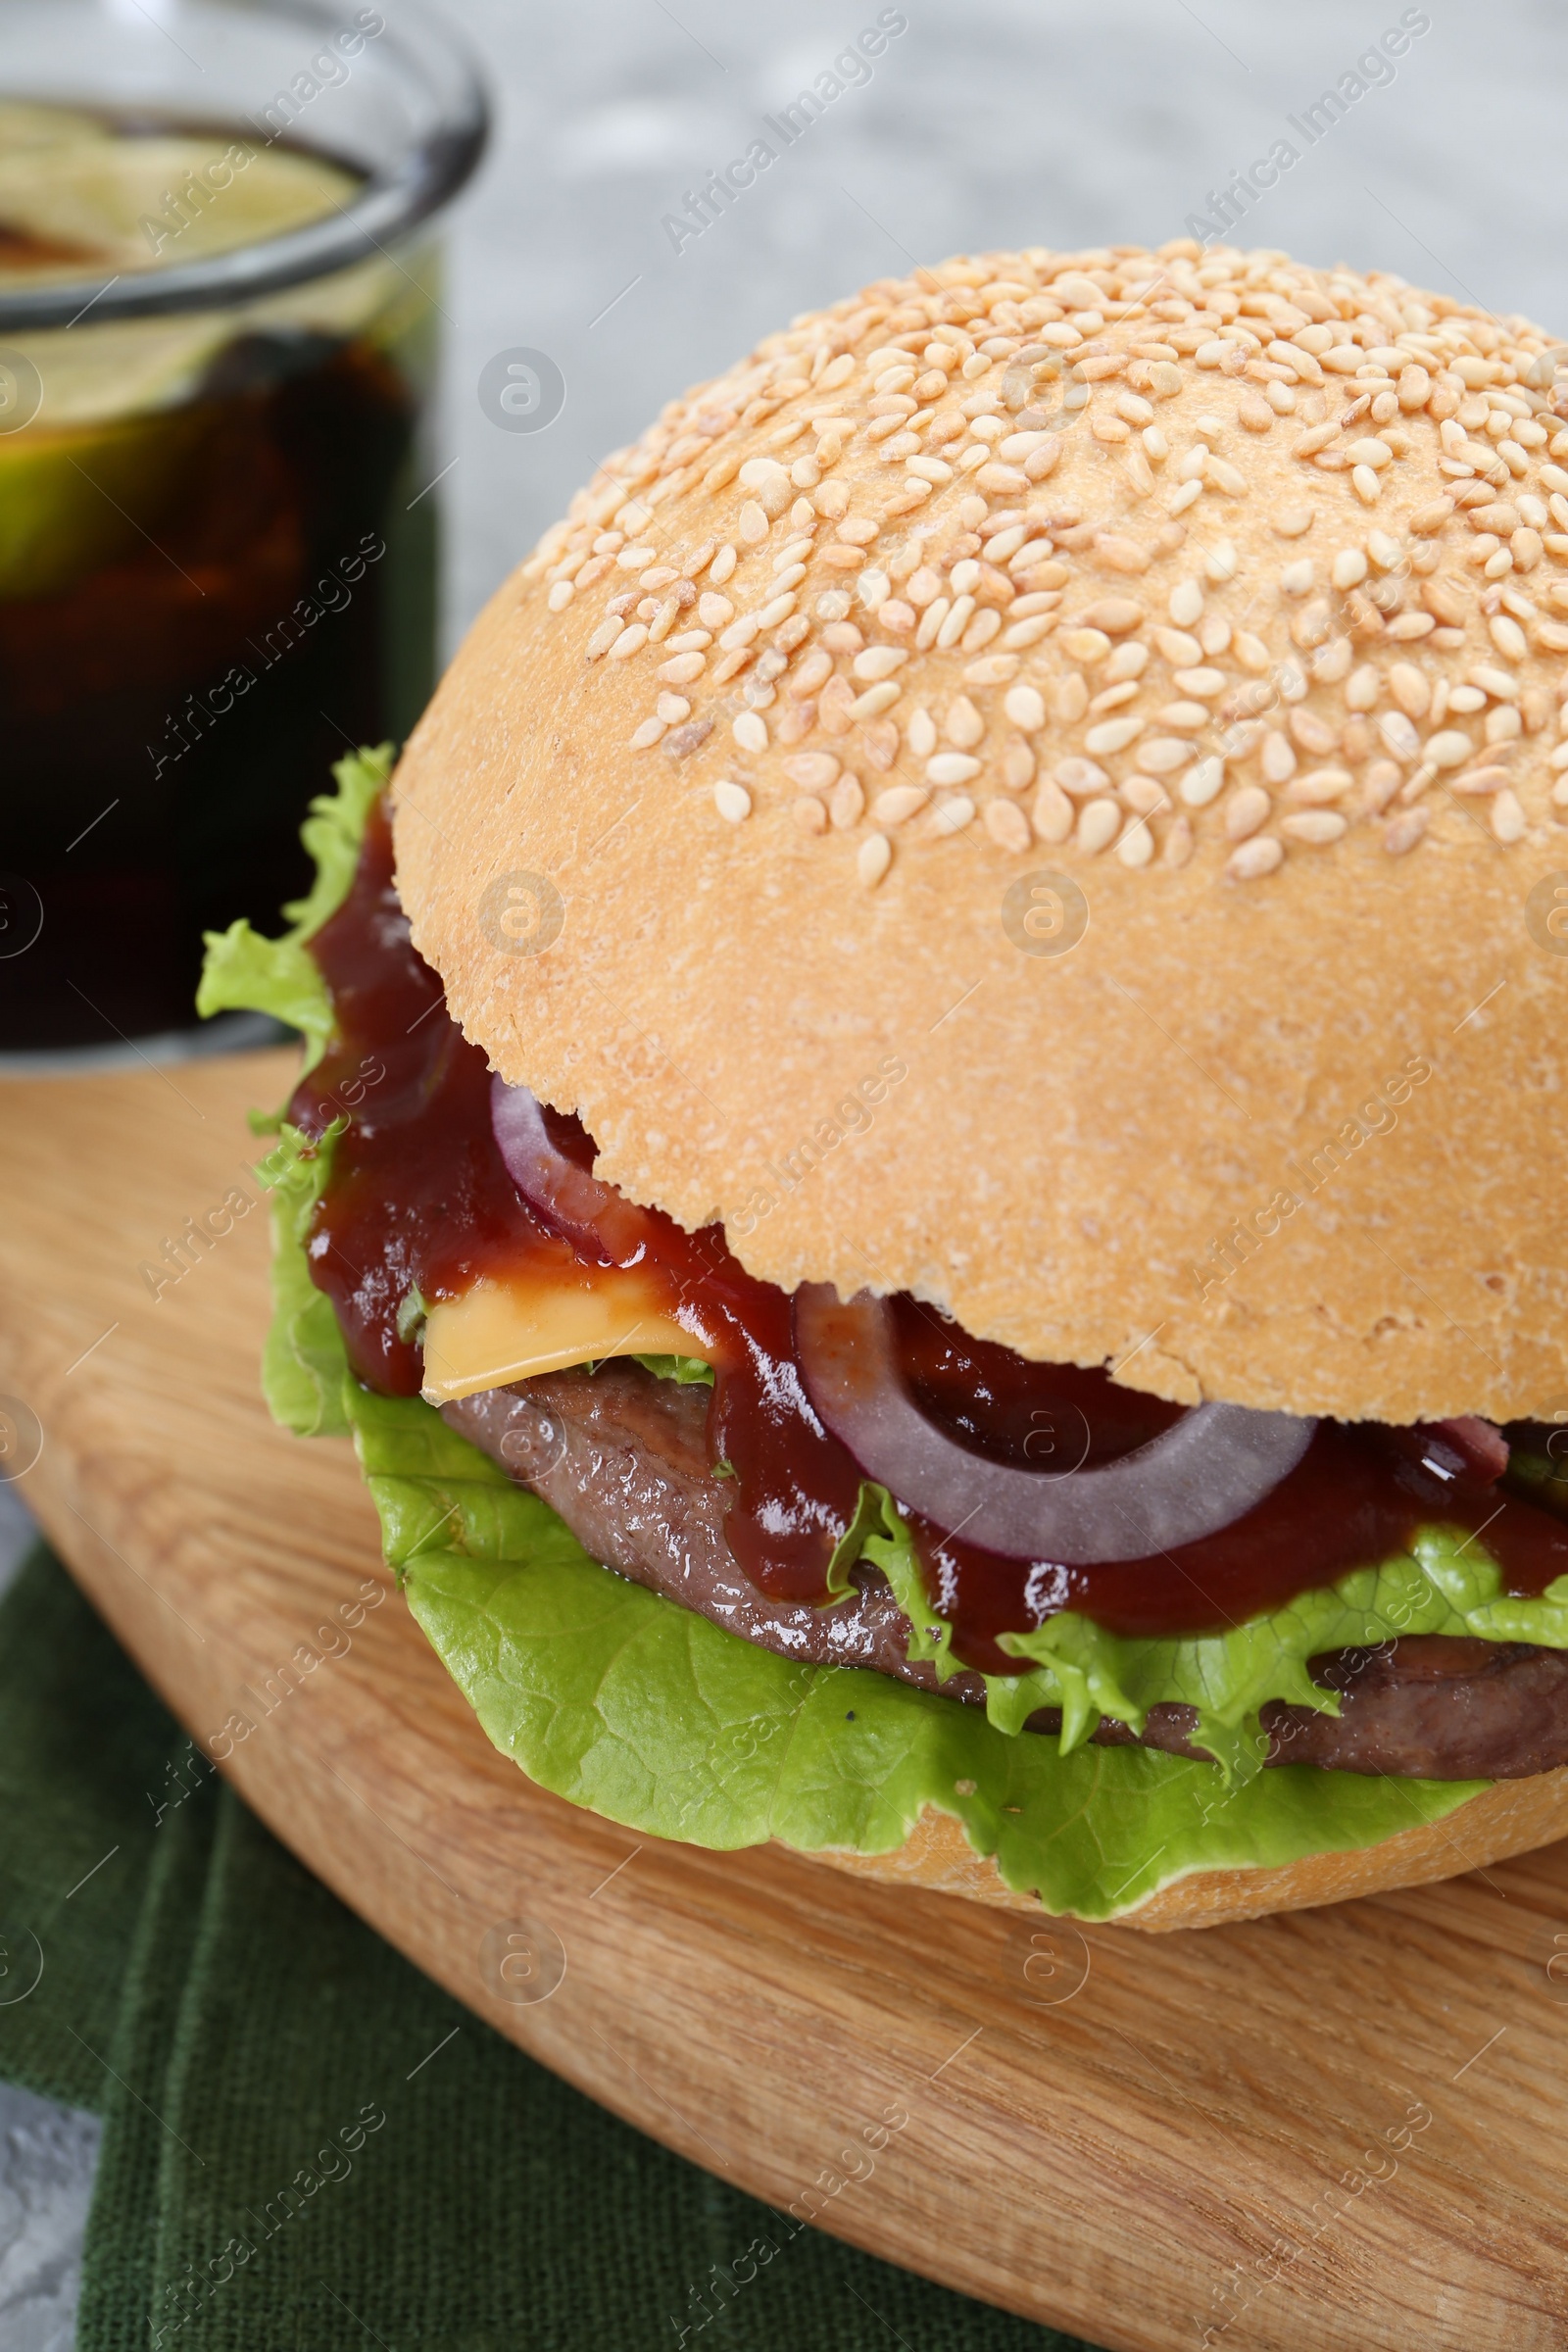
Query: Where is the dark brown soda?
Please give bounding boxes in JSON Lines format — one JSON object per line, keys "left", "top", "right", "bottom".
{"left": 0, "top": 121, "right": 436, "bottom": 1050}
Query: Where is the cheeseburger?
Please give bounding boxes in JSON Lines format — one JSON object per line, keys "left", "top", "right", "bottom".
{"left": 202, "top": 238, "right": 1568, "bottom": 1929}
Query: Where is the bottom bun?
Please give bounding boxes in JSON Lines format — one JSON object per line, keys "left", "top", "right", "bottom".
{"left": 807, "top": 1770, "right": 1568, "bottom": 1931}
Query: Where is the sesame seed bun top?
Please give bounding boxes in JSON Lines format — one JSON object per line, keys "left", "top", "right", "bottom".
{"left": 392, "top": 238, "right": 1568, "bottom": 1424}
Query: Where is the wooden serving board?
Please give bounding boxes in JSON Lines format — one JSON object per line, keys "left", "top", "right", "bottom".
{"left": 4, "top": 1050, "right": 1568, "bottom": 2350}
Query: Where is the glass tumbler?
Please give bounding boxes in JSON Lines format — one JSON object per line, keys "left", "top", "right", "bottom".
{"left": 0, "top": 0, "right": 486, "bottom": 1053}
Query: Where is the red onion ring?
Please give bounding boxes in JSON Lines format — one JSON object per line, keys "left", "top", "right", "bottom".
{"left": 795, "top": 1287, "right": 1317, "bottom": 1564}
{"left": 490, "top": 1077, "right": 648, "bottom": 1266}
{"left": 1426, "top": 1416, "right": 1509, "bottom": 1485}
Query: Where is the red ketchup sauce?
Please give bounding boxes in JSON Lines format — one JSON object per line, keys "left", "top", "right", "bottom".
{"left": 289, "top": 804, "right": 1568, "bottom": 1664}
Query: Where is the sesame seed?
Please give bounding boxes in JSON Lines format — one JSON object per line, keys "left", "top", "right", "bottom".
{"left": 1260, "top": 730, "right": 1298, "bottom": 783}
{"left": 828, "top": 773, "right": 864, "bottom": 828}
{"left": 936, "top": 596, "right": 977, "bottom": 649}
{"left": 1085, "top": 716, "right": 1145, "bottom": 756}
{"left": 792, "top": 796, "right": 828, "bottom": 835}
{"left": 1383, "top": 808, "right": 1429, "bottom": 855}
{"left": 1076, "top": 797, "right": 1120, "bottom": 853}
{"left": 713, "top": 781, "right": 752, "bottom": 823}
{"left": 781, "top": 749, "right": 840, "bottom": 792}
{"left": 1163, "top": 813, "right": 1195, "bottom": 867}
{"left": 927, "top": 753, "right": 983, "bottom": 786}
{"left": 943, "top": 695, "right": 985, "bottom": 749}
{"left": 873, "top": 784, "right": 929, "bottom": 826}
{"left": 1492, "top": 789, "right": 1527, "bottom": 842}
{"left": 1080, "top": 598, "right": 1146, "bottom": 636}
{"left": 858, "top": 833, "right": 893, "bottom": 886}
{"left": 1281, "top": 809, "right": 1348, "bottom": 845}
{"left": 663, "top": 717, "right": 713, "bottom": 760}
{"left": 1287, "top": 766, "right": 1352, "bottom": 805}
{"left": 1388, "top": 663, "right": 1430, "bottom": 720}
{"left": 985, "top": 798, "right": 1033, "bottom": 853}
{"left": 1004, "top": 684, "right": 1047, "bottom": 731}
{"left": 1225, "top": 786, "right": 1271, "bottom": 842}
{"left": 1032, "top": 777, "right": 1073, "bottom": 842}
{"left": 1180, "top": 757, "right": 1224, "bottom": 808}
{"left": 1054, "top": 756, "right": 1111, "bottom": 798}
{"left": 1155, "top": 626, "right": 1201, "bottom": 666}
{"left": 1168, "top": 579, "right": 1204, "bottom": 626}
{"left": 628, "top": 717, "right": 665, "bottom": 750}
{"left": 1226, "top": 835, "right": 1284, "bottom": 881}
{"left": 1377, "top": 710, "right": 1422, "bottom": 762}
{"left": 1001, "top": 735, "right": 1036, "bottom": 789}
{"left": 733, "top": 710, "right": 768, "bottom": 753}
{"left": 929, "top": 795, "right": 976, "bottom": 837}
{"left": 915, "top": 598, "right": 952, "bottom": 650}
{"left": 659, "top": 652, "right": 707, "bottom": 684}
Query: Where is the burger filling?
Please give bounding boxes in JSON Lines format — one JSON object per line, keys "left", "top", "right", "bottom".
{"left": 269, "top": 784, "right": 1568, "bottom": 1784}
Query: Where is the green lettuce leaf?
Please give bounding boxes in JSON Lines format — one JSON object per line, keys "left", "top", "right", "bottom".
{"left": 198, "top": 756, "right": 1510, "bottom": 1922}
{"left": 254, "top": 1121, "right": 351, "bottom": 1439}
{"left": 849, "top": 1484, "right": 1568, "bottom": 1784}
{"left": 195, "top": 743, "right": 392, "bottom": 1082}
{"left": 629, "top": 1353, "right": 714, "bottom": 1387}
{"left": 337, "top": 1376, "right": 1483, "bottom": 1919}
{"left": 1507, "top": 1435, "right": 1568, "bottom": 1522}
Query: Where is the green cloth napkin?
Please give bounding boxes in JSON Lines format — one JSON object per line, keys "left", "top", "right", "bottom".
{"left": 0, "top": 1544, "right": 1097, "bottom": 2352}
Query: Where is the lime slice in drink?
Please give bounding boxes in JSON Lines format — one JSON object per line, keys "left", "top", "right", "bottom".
{"left": 0, "top": 110, "right": 371, "bottom": 598}
{"left": 0, "top": 101, "right": 114, "bottom": 154}
{"left": 0, "top": 132, "right": 360, "bottom": 281}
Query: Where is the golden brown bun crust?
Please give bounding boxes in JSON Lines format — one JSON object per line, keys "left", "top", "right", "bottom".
{"left": 395, "top": 241, "right": 1568, "bottom": 1421}
{"left": 809, "top": 1771, "right": 1568, "bottom": 1929}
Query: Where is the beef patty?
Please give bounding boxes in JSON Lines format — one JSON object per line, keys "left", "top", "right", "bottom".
{"left": 442, "top": 1363, "right": 1568, "bottom": 1781}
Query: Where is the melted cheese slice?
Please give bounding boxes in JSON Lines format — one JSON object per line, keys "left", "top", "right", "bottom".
{"left": 420, "top": 1267, "right": 704, "bottom": 1404}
